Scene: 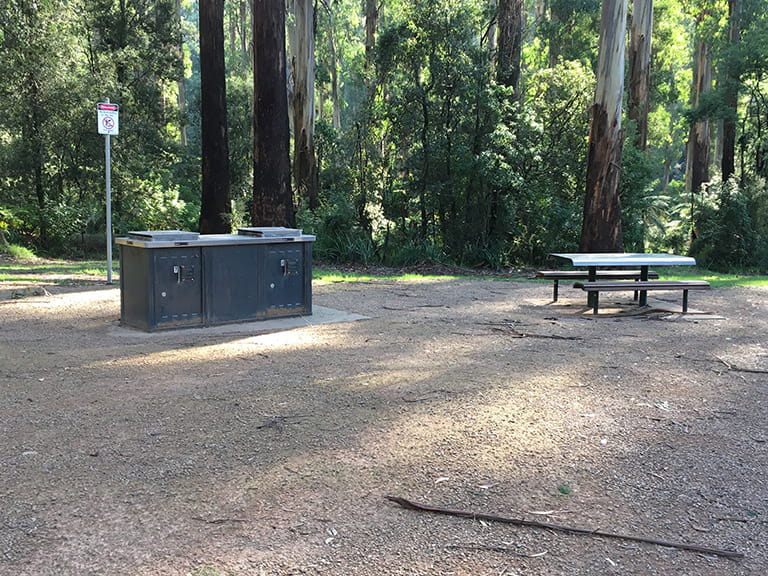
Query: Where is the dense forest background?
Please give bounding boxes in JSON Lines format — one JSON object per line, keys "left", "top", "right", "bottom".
{"left": 1, "top": 0, "right": 767, "bottom": 270}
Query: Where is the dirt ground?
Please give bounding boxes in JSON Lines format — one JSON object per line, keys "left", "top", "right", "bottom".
{"left": 1, "top": 267, "right": 767, "bottom": 576}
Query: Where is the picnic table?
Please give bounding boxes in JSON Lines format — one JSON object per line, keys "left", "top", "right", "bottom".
{"left": 547, "top": 252, "right": 706, "bottom": 313}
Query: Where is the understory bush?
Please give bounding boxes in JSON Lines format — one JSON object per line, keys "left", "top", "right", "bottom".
{"left": 691, "top": 177, "right": 768, "bottom": 272}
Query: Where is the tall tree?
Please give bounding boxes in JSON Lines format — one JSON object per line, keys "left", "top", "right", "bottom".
{"left": 628, "top": 0, "right": 653, "bottom": 150}
{"left": 721, "top": 0, "right": 741, "bottom": 182}
{"left": 252, "top": 0, "right": 295, "bottom": 226}
{"left": 174, "top": 0, "right": 189, "bottom": 148}
{"left": 685, "top": 33, "right": 712, "bottom": 197}
{"left": 199, "top": 0, "right": 232, "bottom": 233}
{"left": 291, "top": 0, "right": 320, "bottom": 209}
{"left": 365, "top": 0, "right": 378, "bottom": 65}
{"left": 580, "top": 0, "right": 628, "bottom": 252}
{"left": 497, "top": 0, "right": 524, "bottom": 95}
{"left": 325, "top": 1, "right": 342, "bottom": 130}
{"left": 5, "top": 0, "right": 50, "bottom": 245}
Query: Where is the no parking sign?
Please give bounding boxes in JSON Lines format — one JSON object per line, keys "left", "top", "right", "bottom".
{"left": 97, "top": 102, "right": 119, "bottom": 135}
{"left": 97, "top": 99, "right": 119, "bottom": 284}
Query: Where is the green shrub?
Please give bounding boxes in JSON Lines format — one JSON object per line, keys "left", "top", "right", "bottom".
{"left": 2, "top": 243, "right": 37, "bottom": 259}
{"left": 691, "top": 178, "right": 768, "bottom": 273}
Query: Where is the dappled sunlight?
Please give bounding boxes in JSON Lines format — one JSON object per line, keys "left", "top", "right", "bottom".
{"left": 1, "top": 285, "right": 118, "bottom": 314}
{"left": 2, "top": 276, "right": 766, "bottom": 575}
{"left": 352, "top": 370, "right": 618, "bottom": 475}
{"left": 86, "top": 327, "right": 338, "bottom": 372}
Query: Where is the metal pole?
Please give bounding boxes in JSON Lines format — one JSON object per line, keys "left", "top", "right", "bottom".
{"left": 105, "top": 97, "right": 113, "bottom": 284}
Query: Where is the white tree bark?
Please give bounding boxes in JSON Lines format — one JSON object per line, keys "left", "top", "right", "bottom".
{"left": 628, "top": 0, "right": 653, "bottom": 150}
{"left": 291, "top": 0, "right": 319, "bottom": 208}
{"left": 580, "top": 0, "right": 628, "bottom": 252}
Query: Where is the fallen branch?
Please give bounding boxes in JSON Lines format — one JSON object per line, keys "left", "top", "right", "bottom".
{"left": 385, "top": 495, "right": 743, "bottom": 560}
{"left": 481, "top": 323, "right": 582, "bottom": 340}
{"left": 714, "top": 355, "right": 768, "bottom": 374}
{"left": 191, "top": 516, "right": 247, "bottom": 525}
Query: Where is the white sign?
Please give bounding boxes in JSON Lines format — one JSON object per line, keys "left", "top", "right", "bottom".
{"left": 97, "top": 102, "right": 119, "bottom": 135}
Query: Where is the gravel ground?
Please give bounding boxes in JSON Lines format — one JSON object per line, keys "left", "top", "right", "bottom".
{"left": 1, "top": 272, "right": 766, "bottom": 575}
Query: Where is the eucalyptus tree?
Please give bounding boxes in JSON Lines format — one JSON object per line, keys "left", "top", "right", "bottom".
{"left": 496, "top": 0, "right": 524, "bottom": 94}
{"left": 227, "top": 0, "right": 251, "bottom": 72}
{"left": 686, "top": 41, "right": 712, "bottom": 197}
{"left": 739, "top": 0, "right": 768, "bottom": 179}
{"left": 316, "top": 0, "right": 342, "bottom": 129}
{"left": 252, "top": 0, "right": 294, "bottom": 227}
{"left": 290, "top": 0, "right": 320, "bottom": 210}
{"left": 199, "top": 0, "right": 232, "bottom": 233}
{"left": 720, "top": 0, "right": 742, "bottom": 182}
{"left": 628, "top": 0, "right": 654, "bottom": 150}
{"left": 683, "top": 0, "right": 720, "bottom": 198}
{"left": 365, "top": 0, "right": 379, "bottom": 65}
{"left": 580, "top": 0, "right": 628, "bottom": 252}
{"left": 645, "top": 0, "right": 690, "bottom": 193}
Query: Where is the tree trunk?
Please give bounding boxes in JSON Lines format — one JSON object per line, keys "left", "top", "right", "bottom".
{"left": 174, "top": 0, "right": 188, "bottom": 147}
{"left": 252, "top": 0, "right": 295, "bottom": 227}
{"left": 199, "top": 0, "right": 232, "bottom": 234}
{"left": 496, "top": 0, "right": 524, "bottom": 95}
{"left": 548, "top": 0, "right": 565, "bottom": 67}
{"left": 240, "top": 0, "right": 250, "bottom": 70}
{"left": 365, "top": 0, "right": 378, "bottom": 65}
{"left": 487, "top": 0, "right": 497, "bottom": 50}
{"left": 721, "top": 0, "right": 741, "bottom": 182}
{"left": 580, "top": 0, "right": 627, "bottom": 253}
{"left": 327, "top": 9, "right": 342, "bottom": 130}
{"left": 685, "top": 36, "right": 712, "bottom": 196}
{"left": 628, "top": 0, "right": 653, "bottom": 150}
{"left": 291, "top": 0, "right": 319, "bottom": 210}
{"left": 29, "top": 82, "right": 48, "bottom": 246}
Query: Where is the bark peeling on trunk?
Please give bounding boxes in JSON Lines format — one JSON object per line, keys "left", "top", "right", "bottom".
{"left": 580, "top": 0, "right": 627, "bottom": 253}
{"left": 628, "top": 0, "right": 653, "bottom": 151}
{"left": 685, "top": 37, "right": 712, "bottom": 197}
{"left": 292, "top": 0, "right": 319, "bottom": 210}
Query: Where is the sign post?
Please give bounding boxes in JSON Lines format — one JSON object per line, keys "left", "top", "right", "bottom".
{"left": 97, "top": 100, "right": 119, "bottom": 284}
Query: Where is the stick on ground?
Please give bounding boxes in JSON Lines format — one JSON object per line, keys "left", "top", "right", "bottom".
{"left": 385, "top": 495, "right": 744, "bottom": 560}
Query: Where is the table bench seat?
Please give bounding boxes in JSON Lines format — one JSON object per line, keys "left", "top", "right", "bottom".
{"left": 573, "top": 280, "right": 711, "bottom": 314}
{"left": 535, "top": 269, "right": 659, "bottom": 301}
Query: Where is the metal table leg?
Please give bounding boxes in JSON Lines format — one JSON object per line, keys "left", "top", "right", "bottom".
{"left": 639, "top": 265, "right": 649, "bottom": 306}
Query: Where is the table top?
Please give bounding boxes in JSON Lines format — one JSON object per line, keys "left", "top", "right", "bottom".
{"left": 550, "top": 252, "right": 697, "bottom": 266}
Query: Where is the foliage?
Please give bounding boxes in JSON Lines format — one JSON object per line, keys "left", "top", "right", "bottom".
{"left": 1, "top": 0, "right": 768, "bottom": 271}
{"left": 507, "top": 61, "right": 594, "bottom": 263}
{"left": 538, "top": 0, "right": 601, "bottom": 66}
{"left": 0, "top": 0, "right": 190, "bottom": 255}
{"left": 690, "top": 177, "right": 768, "bottom": 272}
{"left": 0, "top": 243, "right": 36, "bottom": 259}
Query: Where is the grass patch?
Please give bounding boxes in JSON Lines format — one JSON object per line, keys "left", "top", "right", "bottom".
{"left": 313, "top": 267, "right": 457, "bottom": 283}
{"left": 1, "top": 259, "right": 767, "bottom": 288}
{"left": 1, "top": 244, "right": 37, "bottom": 259}
{"left": 0, "top": 258, "right": 111, "bottom": 283}
{"left": 652, "top": 267, "right": 768, "bottom": 288}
